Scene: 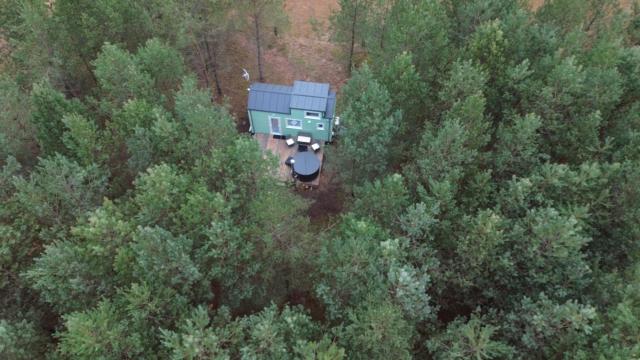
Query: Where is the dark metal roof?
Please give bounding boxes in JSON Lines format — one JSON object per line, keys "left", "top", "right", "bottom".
{"left": 248, "top": 83, "right": 292, "bottom": 114}
{"left": 248, "top": 81, "right": 336, "bottom": 117}
{"left": 251, "top": 83, "right": 292, "bottom": 94}
{"left": 290, "top": 95, "right": 327, "bottom": 112}
{"left": 290, "top": 80, "right": 330, "bottom": 111}
{"left": 292, "top": 80, "right": 330, "bottom": 97}
{"left": 325, "top": 91, "right": 336, "bottom": 119}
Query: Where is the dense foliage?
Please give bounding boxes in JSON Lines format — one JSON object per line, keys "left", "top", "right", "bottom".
{"left": 1, "top": 0, "right": 640, "bottom": 358}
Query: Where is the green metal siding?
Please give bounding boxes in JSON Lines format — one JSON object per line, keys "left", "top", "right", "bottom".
{"left": 290, "top": 109, "right": 324, "bottom": 119}
{"left": 249, "top": 109, "right": 333, "bottom": 142}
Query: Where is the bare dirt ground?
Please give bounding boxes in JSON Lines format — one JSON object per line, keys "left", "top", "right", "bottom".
{"left": 530, "top": 0, "right": 545, "bottom": 10}
{"left": 217, "top": 0, "right": 347, "bottom": 131}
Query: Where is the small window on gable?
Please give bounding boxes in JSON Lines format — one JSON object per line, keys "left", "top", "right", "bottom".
{"left": 286, "top": 119, "right": 302, "bottom": 129}
{"left": 316, "top": 123, "right": 325, "bottom": 130}
{"left": 305, "top": 111, "right": 321, "bottom": 119}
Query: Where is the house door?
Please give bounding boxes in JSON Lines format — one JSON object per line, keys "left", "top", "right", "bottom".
{"left": 270, "top": 117, "right": 281, "bottom": 134}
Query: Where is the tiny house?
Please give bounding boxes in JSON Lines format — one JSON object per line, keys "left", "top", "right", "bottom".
{"left": 247, "top": 80, "right": 337, "bottom": 142}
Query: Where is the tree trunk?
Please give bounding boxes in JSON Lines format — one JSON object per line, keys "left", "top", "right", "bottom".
{"left": 348, "top": 1, "right": 359, "bottom": 75}
{"left": 80, "top": 54, "right": 99, "bottom": 87}
{"left": 254, "top": 14, "right": 264, "bottom": 82}
{"left": 584, "top": 5, "right": 602, "bottom": 33}
{"left": 192, "top": 38, "right": 212, "bottom": 100}
{"left": 379, "top": 1, "right": 393, "bottom": 51}
{"left": 204, "top": 38, "right": 223, "bottom": 97}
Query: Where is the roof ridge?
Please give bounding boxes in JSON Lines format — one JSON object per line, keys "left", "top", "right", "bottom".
{"left": 252, "top": 88, "right": 292, "bottom": 94}
{"left": 291, "top": 94, "right": 331, "bottom": 99}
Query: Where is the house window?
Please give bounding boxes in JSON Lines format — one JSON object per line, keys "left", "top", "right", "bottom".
{"left": 304, "top": 111, "right": 321, "bottom": 119}
{"left": 286, "top": 119, "right": 302, "bottom": 129}
{"left": 316, "top": 123, "right": 325, "bottom": 130}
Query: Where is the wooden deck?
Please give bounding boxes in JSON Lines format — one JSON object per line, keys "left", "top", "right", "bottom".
{"left": 254, "top": 133, "right": 324, "bottom": 188}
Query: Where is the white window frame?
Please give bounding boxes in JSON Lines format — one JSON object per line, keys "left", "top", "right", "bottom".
{"left": 286, "top": 118, "right": 303, "bottom": 129}
{"left": 316, "top": 122, "right": 325, "bottom": 130}
{"left": 304, "top": 111, "right": 321, "bottom": 119}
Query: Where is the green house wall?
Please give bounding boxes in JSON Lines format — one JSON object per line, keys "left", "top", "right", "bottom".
{"left": 248, "top": 108, "right": 333, "bottom": 142}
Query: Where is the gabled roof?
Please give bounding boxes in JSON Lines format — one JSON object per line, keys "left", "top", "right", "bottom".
{"left": 248, "top": 80, "right": 336, "bottom": 118}
{"left": 290, "top": 80, "right": 330, "bottom": 112}
{"left": 292, "top": 80, "right": 330, "bottom": 97}
{"left": 326, "top": 91, "right": 337, "bottom": 119}
{"left": 247, "top": 83, "right": 293, "bottom": 114}
{"left": 290, "top": 95, "right": 327, "bottom": 112}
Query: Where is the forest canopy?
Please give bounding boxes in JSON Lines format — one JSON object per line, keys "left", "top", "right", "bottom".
{"left": 1, "top": 0, "right": 640, "bottom": 358}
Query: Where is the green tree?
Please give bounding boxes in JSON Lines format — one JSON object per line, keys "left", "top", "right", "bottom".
{"left": 376, "top": 52, "right": 428, "bottom": 145}
{"left": 165, "top": 304, "right": 323, "bottom": 359}
{"left": 174, "top": 76, "right": 237, "bottom": 160}
{"left": 124, "top": 226, "right": 202, "bottom": 297}
{"left": 49, "top": 0, "right": 156, "bottom": 92}
{"left": 136, "top": 38, "right": 186, "bottom": 106}
{"left": 427, "top": 315, "right": 514, "bottom": 360}
{"left": 57, "top": 300, "right": 147, "bottom": 359}
{"left": 160, "top": 306, "right": 230, "bottom": 360}
{"left": 295, "top": 336, "right": 346, "bottom": 360}
{"left": 0, "top": 0, "right": 52, "bottom": 87}
{"left": 333, "top": 65, "right": 400, "bottom": 187}
{"left": 377, "top": 0, "right": 452, "bottom": 88}
{"left": 526, "top": 56, "right": 621, "bottom": 163}
{"left": 445, "top": 210, "right": 513, "bottom": 309}
{"left": 493, "top": 113, "right": 543, "bottom": 179}
{"left": 351, "top": 173, "right": 410, "bottom": 232}
{"left": 132, "top": 164, "right": 190, "bottom": 229}
{"left": 330, "top": 0, "right": 371, "bottom": 74}
{"left": 590, "top": 265, "right": 640, "bottom": 359}
{"left": 508, "top": 207, "right": 591, "bottom": 301}
{"left": 235, "top": 304, "right": 320, "bottom": 359}
{"left": 316, "top": 217, "right": 433, "bottom": 323}
{"left": 92, "top": 43, "right": 154, "bottom": 110}
{"left": 11, "top": 154, "right": 107, "bottom": 242}
{"left": 25, "top": 201, "right": 131, "bottom": 314}
{"left": 315, "top": 217, "right": 390, "bottom": 320}
{"left": 0, "top": 76, "right": 36, "bottom": 164}
{"left": 411, "top": 119, "right": 481, "bottom": 203}
{"left": 340, "top": 300, "right": 413, "bottom": 360}
{"left": 30, "top": 81, "right": 86, "bottom": 157}
{"left": 0, "top": 319, "right": 49, "bottom": 360}
{"left": 504, "top": 294, "right": 597, "bottom": 358}
{"left": 62, "top": 114, "right": 101, "bottom": 166}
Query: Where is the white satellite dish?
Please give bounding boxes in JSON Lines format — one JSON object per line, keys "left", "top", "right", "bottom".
{"left": 242, "top": 68, "right": 250, "bottom": 82}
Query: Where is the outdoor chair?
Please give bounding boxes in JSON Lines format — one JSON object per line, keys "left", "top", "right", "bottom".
{"left": 285, "top": 137, "right": 295, "bottom": 147}
{"left": 285, "top": 156, "right": 294, "bottom": 166}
